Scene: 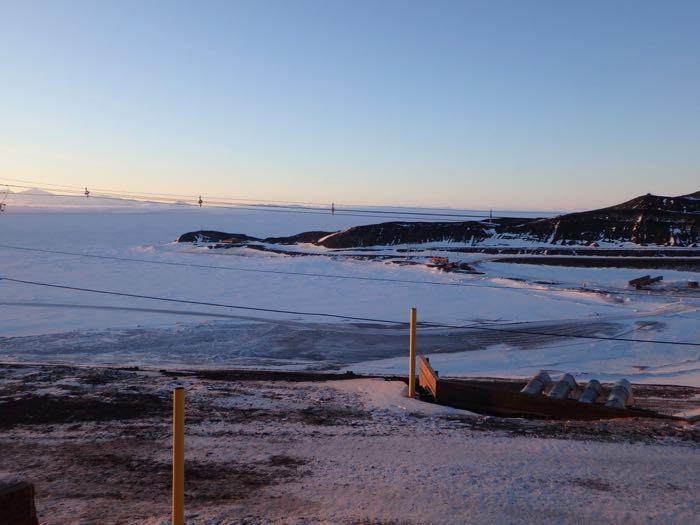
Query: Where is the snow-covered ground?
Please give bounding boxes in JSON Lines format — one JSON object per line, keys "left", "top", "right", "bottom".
{"left": 2, "top": 364, "right": 698, "bottom": 525}
{"left": 1, "top": 195, "right": 698, "bottom": 385}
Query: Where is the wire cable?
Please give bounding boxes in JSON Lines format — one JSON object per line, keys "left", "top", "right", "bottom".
{"left": 0, "top": 177, "right": 334, "bottom": 206}
{"left": 0, "top": 276, "right": 410, "bottom": 326}
{"left": 0, "top": 180, "right": 511, "bottom": 221}
{"left": 2, "top": 276, "right": 699, "bottom": 346}
{"left": 4, "top": 187, "right": 487, "bottom": 222}
{"left": 0, "top": 177, "right": 512, "bottom": 217}
{"left": 1, "top": 243, "right": 697, "bottom": 299}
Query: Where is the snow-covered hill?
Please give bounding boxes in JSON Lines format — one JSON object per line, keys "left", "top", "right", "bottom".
{"left": 178, "top": 191, "right": 700, "bottom": 248}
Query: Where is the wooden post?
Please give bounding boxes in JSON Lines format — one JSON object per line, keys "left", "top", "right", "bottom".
{"left": 408, "top": 307, "right": 417, "bottom": 397}
{"left": 172, "top": 387, "right": 185, "bottom": 525}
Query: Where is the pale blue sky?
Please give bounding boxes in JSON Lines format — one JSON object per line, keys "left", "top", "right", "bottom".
{"left": 1, "top": 1, "right": 699, "bottom": 209}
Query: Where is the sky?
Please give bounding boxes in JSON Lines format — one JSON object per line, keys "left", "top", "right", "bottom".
{"left": 1, "top": 0, "right": 699, "bottom": 210}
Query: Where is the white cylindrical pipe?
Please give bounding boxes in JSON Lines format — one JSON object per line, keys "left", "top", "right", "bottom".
{"left": 605, "top": 379, "right": 634, "bottom": 408}
{"left": 548, "top": 373, "right": 577, "bottom": 399}
{"left": 520, "top": 371, "right": 552, "bottom": 395}
{"left": 578, "top": 379, "right": 602, "bottom": 404}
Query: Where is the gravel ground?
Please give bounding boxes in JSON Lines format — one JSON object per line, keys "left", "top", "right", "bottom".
{"left": 1, "top": 364, "right": 699, "bottom": 525}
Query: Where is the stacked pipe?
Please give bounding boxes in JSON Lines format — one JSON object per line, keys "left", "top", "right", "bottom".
{"left": 548, "top": 373, "right": 577, "bottom": 399}
{"left": 578, "top": 379, "right": 603, "bottom": 404}
{"left": 605, "top": 379, "right": 634, "bottom": 408}
{"left": 520, "top": 372, "right": 635, "bottom": 408}
{"left": 520, "top": 371, "right": 552, "bottom": 395}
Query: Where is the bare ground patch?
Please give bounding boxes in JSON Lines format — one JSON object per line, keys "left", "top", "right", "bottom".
{"left": 1, "top": 438, "right": 309, "bottom": 523}
{"left": 0, "top": 392, "right": 166, "bottom": 429}
{"left": 439, "top": 413, "right": 700, "bottom": 444}
{"left": 1, "top": 363, "right": 698, "bottom": 524}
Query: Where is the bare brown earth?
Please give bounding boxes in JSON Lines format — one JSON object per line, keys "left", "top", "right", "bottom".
{"left": 1, "top": 364, "right": 699, "bottom": 524}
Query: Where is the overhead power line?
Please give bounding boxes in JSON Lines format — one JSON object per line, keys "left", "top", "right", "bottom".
{"left": 5, "top": 192, "right": 484, "bottom": 222}
{"left": 1, "top": 243, "right": 697, "bottom": 300}
{"left": 1, "top": 179, "right": 513, "bottom": 221}
{"left": 1, "top": 276, "right": 699, "bottom": 346}
{"left": 1, "top": 176, "right": 510, "bottom": 216}
{"left": 0, "top": 276, "right": 410, "bottom": 326}
{"left": 0, "top": 177, "right": 337, "bottom": 206}
{"left": 3, "top": 187, "right": 488, "bottom": 222}
{"left": 456, "top": 321, "right": 700, "bottom": 346}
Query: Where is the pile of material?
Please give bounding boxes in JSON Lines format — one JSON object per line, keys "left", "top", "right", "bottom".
{"left": 628, "top": 275, "right": 664, "bottom": 290}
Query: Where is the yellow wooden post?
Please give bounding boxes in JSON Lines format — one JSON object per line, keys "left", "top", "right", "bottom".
{"left": 172, "top": 387, "right": 185, "bottom": 525}
{"left": 408, "top": 307, "right": 417, "bottom": 397}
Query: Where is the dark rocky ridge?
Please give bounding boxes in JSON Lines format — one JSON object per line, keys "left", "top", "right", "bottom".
{"left": 177, "top": 231, "right": 260, "bottom": 244}
{"left": 264, "top": 231, "right": 334, "bottom": 245}
{"left": 609, "top": 192, "right": 700, "bottom": 213}
{"left": 178, "top": 191, "right": 700, "bottom": 248}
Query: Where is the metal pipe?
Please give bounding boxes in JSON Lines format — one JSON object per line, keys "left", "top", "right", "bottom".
{"left": 605, "top": 379, "right": 634, "bottom": 408}
{"left": 520, "top": 371, "right": 552, "bottom": 395}
{"left": 548, "top": 373, "right": 577, "bottom": 399}
{"left": 578, "top": 379, "right": 602, "bottom": 404}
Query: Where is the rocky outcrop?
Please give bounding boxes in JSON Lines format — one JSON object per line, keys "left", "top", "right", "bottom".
{"left": 176, "top": 231, "right": 260, "bottom": 243}
{"left": 315, "top": 192, "right": 699, "bottom": 248}
{"left": 502, "top": 211, "right": 697, "bottom": 247}
{"left": 178, "top": 191, "right": 700, "bottom": 248}
{"left": 264, "top": 231, "right": 334, "bottom": 245}
{"left": 177, "top": 229, "right": 333, "bottom": 245}
{"left": 315, "top": 222, "right": 494, "bottom": 248}
{"left": 607, "top": 193, "right": 700, "bottom": 213}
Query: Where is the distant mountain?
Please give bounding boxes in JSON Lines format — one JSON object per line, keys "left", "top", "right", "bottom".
{"left": 16, "top": 188, "right": 54, "bottom": 195}
{"left": 179, "top": 191, "right": 700, "bottom": 248}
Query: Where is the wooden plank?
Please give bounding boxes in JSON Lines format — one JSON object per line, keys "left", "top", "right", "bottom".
{"left": 0, "top": 481, "right": 39, "bottom": 525}
{"left": 417, "top": 355, "right": 438, "bottom": 399}
{"left": 628, "top": 275, "right": 663, "bottom": 289}
{"left": 628, "top": 275, "right": 652, "bottom": 287}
